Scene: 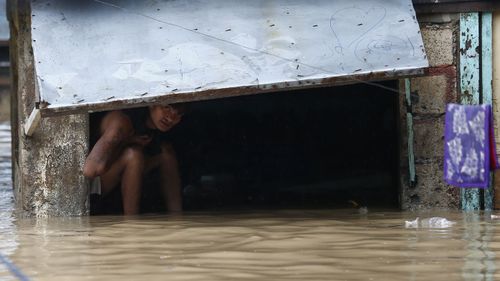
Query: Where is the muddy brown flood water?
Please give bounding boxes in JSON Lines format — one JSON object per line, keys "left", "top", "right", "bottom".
{"left": 1, "top": 122, "right": 500, "bottom": 280}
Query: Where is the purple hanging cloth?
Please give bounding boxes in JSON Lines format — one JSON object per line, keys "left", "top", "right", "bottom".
{"left": 444, "top": 103, "right": 499, "bottom": 188}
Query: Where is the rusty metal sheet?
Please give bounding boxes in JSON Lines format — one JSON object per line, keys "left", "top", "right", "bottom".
{"left": 31, "top": 0, "right": 428, "bottom": 115}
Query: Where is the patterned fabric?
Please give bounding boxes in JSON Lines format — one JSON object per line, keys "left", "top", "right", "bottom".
{"left": 444, "top": 104, "right": 498, "bottom": 188}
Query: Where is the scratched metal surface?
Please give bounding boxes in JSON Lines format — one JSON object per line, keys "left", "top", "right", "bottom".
{"left": 31, "top": 0, "right": 428, "bottom": 114}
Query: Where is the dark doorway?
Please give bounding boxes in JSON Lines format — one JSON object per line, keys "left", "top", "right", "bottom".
{"left": 91, "top": 81, "right": 401, "bottom": 214}
{"left": 166, "top": 81, "right": 400, "bottom": 210}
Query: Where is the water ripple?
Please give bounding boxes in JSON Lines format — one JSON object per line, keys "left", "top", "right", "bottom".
{"left": 0, "top": 122, "right": 12, "bottom": 213}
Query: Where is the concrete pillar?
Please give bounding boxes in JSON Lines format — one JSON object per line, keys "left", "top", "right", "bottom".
{"left": 9, "top": 0, "right": 89, "bottom": 216}
{"left": 400, "top": 15, "right": 460, "bottom": 210}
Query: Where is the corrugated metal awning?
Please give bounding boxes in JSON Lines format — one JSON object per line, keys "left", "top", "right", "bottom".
{"left": 31, "top": 0, "right": 428, "bottom": 116}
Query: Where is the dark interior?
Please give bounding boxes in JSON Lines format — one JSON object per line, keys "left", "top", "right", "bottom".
{"left": 91, "top": 81, "right": 400, "bottom": 214}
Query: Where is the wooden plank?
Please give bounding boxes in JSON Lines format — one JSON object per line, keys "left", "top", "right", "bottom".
{"left": 460, "top": 13, "right": 481, "bottom": 210}
{"left": 405, "top": 78, "right": 416, "bottom": 187}
{"left": 23, "top": 108, "right": 40, "bottom": 137}
{"left": 482, "top": 13, "right": 493, "bottom": 104}
{"left": 481, "top": 12, "right": 494, "bottom": 211}
{"left": 39, "top": 69, "right": 428, "bottom": 117}
{"left": 495, "top": 170, "right": 500, "bottom": 209}
{"left": 493, "top": 12, "right": 500, "bottom": 209}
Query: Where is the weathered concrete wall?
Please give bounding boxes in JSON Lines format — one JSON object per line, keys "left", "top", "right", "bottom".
{"left": 400, "top": 14, "right": 461, "bottom": 210}
{"left": 9, "top": 0, "right": 89, "bottom": 217}
{"left": 0, "top": 86, "right": 9, "bottom": 122}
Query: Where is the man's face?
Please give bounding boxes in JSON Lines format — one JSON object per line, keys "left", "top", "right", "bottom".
{"left": 149, "top": 105, "right": 182, "bottom": 132}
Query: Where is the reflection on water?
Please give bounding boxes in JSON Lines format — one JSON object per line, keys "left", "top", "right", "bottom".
{"left": 0, "top": 122, "right": 12, "bottom": 213}
{"left": 1, "top": 123, "right": 500, "bottom": 280}
{"left": 0, "top": 122, "right": 17, "bottom": 281}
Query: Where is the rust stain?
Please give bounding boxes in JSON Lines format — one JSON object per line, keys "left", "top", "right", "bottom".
{"left": 38, "top": 101, "right": 51, "bottom": 109}
{"left": 428, "top": 65, "right": 457, "bottom": 103}
{"left": 461, "top": 89, "right": 472, "bottom": 103}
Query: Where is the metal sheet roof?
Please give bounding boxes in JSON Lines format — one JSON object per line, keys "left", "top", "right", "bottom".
{"left": 31, "top": 0, "right": 428, "bottom": 116}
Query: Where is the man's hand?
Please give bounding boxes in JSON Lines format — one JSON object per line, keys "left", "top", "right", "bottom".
{"left": 128, "top": 134, "right": 153, "bottom": 147}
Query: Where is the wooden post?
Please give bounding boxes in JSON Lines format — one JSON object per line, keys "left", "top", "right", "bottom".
{"left": 493, "top": 12, "right": 500, "bottom": 210}
{"left": 459, "top": 13, "right": 481, "bottom": 211}
{"left": 482, "top": 12, "right": 494, "bottom": 211}
{"left": 405, "top": 78, "right": 416, "bottom": 187}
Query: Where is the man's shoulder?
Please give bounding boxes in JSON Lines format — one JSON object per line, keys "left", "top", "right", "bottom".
{"left": 101, "top": 110, "right": 134, "bottom": 132}
{"left": 104, "top": 110, "right": 130, "bottom": 122}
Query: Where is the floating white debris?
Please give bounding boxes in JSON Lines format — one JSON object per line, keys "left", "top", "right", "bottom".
{"left": 491, "top": 214, "right": 500, "bottom": 219}
{"left": 358, "top": 207, "right": 368, "bottom": 215}
{"left": 405, "top": 217, "right": 456, "bottom": 228}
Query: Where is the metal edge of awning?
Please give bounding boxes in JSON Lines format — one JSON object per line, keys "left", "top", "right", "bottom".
{"left": 37, "top": 67, "right": 428, "bottom": 117}
{"left": 414, "top": 3, "right": 500, "bottom": 13}
{"left": 31, "top": 0, "right": 429, "bottom": 118}
{"left": 413, "top": 0, "right": 500, "bottom": 13}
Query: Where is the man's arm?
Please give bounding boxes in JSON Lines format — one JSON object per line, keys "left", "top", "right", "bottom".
{"left": 83, "top": 111, "right": 134, "bottom": 178}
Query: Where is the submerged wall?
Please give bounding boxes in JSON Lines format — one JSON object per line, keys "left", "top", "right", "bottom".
{"left": 9, "top": 1, "right": 89, "bottom": 217}
{"left": 400, "top": 14, "right": 461, "bottom": 210}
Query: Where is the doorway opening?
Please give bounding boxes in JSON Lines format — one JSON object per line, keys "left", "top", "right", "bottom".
{"left": 90, "top": 81, "right": 401, "bottom": 214}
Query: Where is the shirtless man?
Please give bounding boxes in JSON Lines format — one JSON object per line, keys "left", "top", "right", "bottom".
{"left": 83, "top": 104, "right": 184, "bottom": 215}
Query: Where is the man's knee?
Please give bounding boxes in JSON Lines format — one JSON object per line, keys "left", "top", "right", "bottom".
{"left": 160, "top": 143, "right": 176, "bottom": 162}
{"left": 122, "top": 146, "right": 145, "bottom": 168}
{"left": 158, "top": 143, "right": 179, "bottom": 172}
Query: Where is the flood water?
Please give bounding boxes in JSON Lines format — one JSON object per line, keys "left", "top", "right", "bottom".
{"left": 1, "top": 122, "right": 500, "bottom": 281}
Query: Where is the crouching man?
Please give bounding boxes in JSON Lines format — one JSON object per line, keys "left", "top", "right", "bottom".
{"left": 83, "top": 104, "right": 184, "bottom": 215}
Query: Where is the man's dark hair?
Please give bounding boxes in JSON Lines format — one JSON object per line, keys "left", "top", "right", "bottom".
{"left": 171, "top": 102, "right": 190, "bottom": 115}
